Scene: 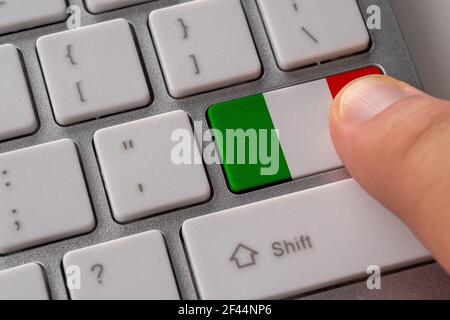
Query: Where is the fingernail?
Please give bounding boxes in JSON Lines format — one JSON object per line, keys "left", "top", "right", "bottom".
{"left": 339, "top": 76, "right": 420, "bottom": 123}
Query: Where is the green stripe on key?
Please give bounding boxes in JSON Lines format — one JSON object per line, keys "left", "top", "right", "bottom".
{"left": 207, "top": 93, "right": 292, "bottom": 193}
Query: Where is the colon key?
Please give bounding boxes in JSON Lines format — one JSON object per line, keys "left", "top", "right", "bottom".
{"left": 0, "top": 139, "right": 95, "bottom": 255}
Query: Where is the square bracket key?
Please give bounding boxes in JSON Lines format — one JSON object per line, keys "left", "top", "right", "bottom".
{"left": 37, "top": 18, "right": 151, "bottom": 126}
{"left": 149, "top": 0, "right": 262, "bottom": 98}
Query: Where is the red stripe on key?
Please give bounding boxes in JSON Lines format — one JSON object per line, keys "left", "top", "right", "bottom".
{"left": 326, "top": 66, "right": 383, "bottom": 99}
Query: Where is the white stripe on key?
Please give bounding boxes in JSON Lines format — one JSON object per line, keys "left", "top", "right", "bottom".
{"left": 183, "top": 179, "right": 430, "bottom": 300}
{"left": 0, "top": 0, "right": 67, "bottom": 35}
{"left": 263, "top": 79, "right": 340, "bottom": 179}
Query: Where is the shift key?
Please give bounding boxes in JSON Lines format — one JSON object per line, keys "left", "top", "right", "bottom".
{"left": 182, "top": 179, "right": 430, "bottom": 299}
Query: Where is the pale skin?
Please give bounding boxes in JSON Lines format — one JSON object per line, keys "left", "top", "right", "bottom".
{"left": 329, "top": 75, "right": 450, "bottom": 274}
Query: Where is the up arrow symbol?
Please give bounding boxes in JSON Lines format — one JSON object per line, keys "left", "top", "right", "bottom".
{"left": 229, "top": 243, "right": 259, "bottom": 269}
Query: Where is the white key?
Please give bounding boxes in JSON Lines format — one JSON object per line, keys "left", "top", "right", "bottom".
{"left": 149, "top": 0, "right": 261, "bottom": 98}
{"left": 0, "top": 0, "right": 66, "bottom": 35}
{"left": 0, "top": 44, "right": 37, "bottom": 142}
{"left": 37, "top": 19, "right": 151, "bottom": 126}
{"left": 86, "top": 0, "right": 151, "bottom": 13}
{"left": 257, "top": 0, "right": 370, "bottom": 70}
{"left": 63, "top": 231, "right": 180, "bottom": 300}
{"left": 0, "top": 263, "right": 50, "bottom": 300}
{"left": 183, "top": 179, "right": 429, "bottom": 299}
{"left": 94, "top": 110, "right": 210, "bottom": 223}
{"left": 0, "top": 139, "right": 95, "bottom": 255}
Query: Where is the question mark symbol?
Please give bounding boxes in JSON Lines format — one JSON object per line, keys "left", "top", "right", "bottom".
{"left": 91, "top": 264, "right": 104, "bottom": 284}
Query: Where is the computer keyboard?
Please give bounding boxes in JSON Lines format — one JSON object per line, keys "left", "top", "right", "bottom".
{"left": 0, "top": 0, "right": 436, "bottom": 300}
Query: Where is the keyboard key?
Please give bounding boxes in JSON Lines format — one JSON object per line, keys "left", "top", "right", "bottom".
{"left": 257, "top": 0, "right": 370, "bottom": 70}
{"left": 0, "top": 139, "right": 95, "bottom": 254}
{"left": 37, "top": 19, "right": 151, "bottom": 126}
{"left": 183, "top": 179, "right": 429, "bottom": 300}
{"left": 94, "top": 110, "right": 211, "bottom": 223}
{"left": 0, "top": 44, "right": 37, "bottom": 142}
{"left": 63, "top": 231, "right": 180, "bottom": 300}
{"left": 207, "top": 67, "right": 381, "bottom": 193}
{"left": 149, "top": 0, "right": 261, "bottom": 98}
{"left": 0, "top": 0, "right": 66, "bottom": 35}
{"left": 86, "top": 0, "right": 150, "bottom": 13}
{"left": 0, "top": 263, "right": 50, "bottom": 300}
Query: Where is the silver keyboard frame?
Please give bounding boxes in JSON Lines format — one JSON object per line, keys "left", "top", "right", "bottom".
{"left": 1, "top": 0, "right": 449, "bottom": 300}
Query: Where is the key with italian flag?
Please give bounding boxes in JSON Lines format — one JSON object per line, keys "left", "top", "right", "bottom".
{"left": 207, "top": 66, "right": 382, "bottom": 193}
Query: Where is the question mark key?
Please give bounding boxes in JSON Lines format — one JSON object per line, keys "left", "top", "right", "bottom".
{"left": 91, "top": 264, "right": 104, "bottom": 284}
{"left": 63, "top": 231, "right": 180, "bottom": 300}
